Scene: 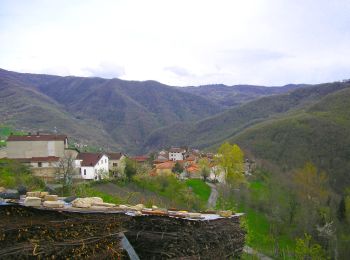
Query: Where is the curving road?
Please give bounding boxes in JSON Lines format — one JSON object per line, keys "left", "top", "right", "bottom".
{"left": 206, "top": 182, "right": 218, "bottom": 209}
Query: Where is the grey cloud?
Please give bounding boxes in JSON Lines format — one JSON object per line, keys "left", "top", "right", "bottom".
{"left": 218, "top": 49, "right": 289, "bottom": 63}
{"left": 83, "top": 62, "right": 125, "bottom": 79}
{"left": 164, "top": 66, "right": 194, "bottom": 77}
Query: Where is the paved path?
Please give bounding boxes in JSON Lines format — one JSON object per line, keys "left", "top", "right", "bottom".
{"left": 205, "top": 183, "right": 273, "bottom": 260}
{"left": 243, "top": 246, "right": 273, "bottom": 260}
{"left": 206, "top": 182, "right": 218, "bottom": 209}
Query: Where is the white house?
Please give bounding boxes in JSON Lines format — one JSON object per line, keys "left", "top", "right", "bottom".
{"left": 76, "top": 153, "right": 109, "bottom": 180}
{"left": 208, "top": 165, "right": 226, "bottom": 183}
{"left": 168, "top": 147, "right": 186, "bottom": 161}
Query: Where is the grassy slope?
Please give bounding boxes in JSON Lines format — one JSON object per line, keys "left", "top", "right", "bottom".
{"left": 241, "top": 180, "right": 295, "bottom": 258}
{"left": 185, "top": 179, "right": 211, "bottom": 202}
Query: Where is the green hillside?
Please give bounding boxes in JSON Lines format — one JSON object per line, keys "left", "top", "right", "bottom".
{"left": 0, "top": 69, "right": 223, "bottom": 153}
{"left": 231, "top": 87, "right": 350, "bottom": 192}
{"left": 0, "top": 77, "right": 114, "bottom": 149}
{"left": 143, "top": 81, "right": 350, "bottom": 152}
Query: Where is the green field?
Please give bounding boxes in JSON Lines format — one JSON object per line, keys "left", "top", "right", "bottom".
{"left": 185, "top": 179, "right": 211, "bottom": 202}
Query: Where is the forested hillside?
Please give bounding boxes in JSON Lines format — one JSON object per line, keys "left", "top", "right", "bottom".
{"left": 144, "top": 81, "right": 350, "bottom": 192}
{"left": 0, "top": 69, "right": 222, "bottom": 151}
{"left": 180, "top": 83, "right": 307, "bottom": 107}
{"left": 232, "top": 86, "right": 350, "bottom": 192}
{"left": 144, "top": 81, "right": 350, "bottom": 150}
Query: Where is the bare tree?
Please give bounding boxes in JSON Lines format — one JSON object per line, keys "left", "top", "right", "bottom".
{"left": 56, "top": 154, "right": 76, "bottom": 189}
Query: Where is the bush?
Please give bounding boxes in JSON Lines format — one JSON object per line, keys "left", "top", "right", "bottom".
{"left": 133, "top": 173, "right": 204, "bottom": 210}
{"left": 0, "top": 159, "right": 45, "bottom": 190}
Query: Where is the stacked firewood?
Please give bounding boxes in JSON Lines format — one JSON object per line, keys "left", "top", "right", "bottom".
{"left": 124, "top": 214, "right": 246, "bottom": 259}
{"left": 0, "top": 204, "right": 127, "bottom": 259}
{"left": 0, "top": 204, "right": 245, "bottom": 259}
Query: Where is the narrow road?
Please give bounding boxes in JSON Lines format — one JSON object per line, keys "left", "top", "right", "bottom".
{"left": 243, "top": 246, "right": 273, "bottom": 260}
{"left": 206, "top": 182, "right": 218, "bottom": 209}
{"left": 206, "top": 183, "right": 273, "bottom": 259}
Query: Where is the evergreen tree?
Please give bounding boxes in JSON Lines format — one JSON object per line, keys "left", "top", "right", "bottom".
{"left": 337, "top": 197, "right": 346, "bottom": 222}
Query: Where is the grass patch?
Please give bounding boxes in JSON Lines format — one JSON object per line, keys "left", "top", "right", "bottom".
{"left": 133, "top": 173, "right": 205, "bottom": 210}
{"left": 73, "top": 183, "right": 123, "bottom": 204}
{"left": 185, "top": 179, "right": 211, "bottom": 202}
{"left": 0, "top": 159, "right": 45, "bottom": 190}
{"left": 241, "top": 207, "right": 295, "bottom": 258}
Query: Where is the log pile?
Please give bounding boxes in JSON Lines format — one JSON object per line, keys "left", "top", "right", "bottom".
{"left": 124, "top": 215, "right": 245, "bottom": 259}
{"left": 0, "top": 204, "right": 127, "bottom": 259}
{"left": 0, "top": 202, "right": 245, "bottom": 259}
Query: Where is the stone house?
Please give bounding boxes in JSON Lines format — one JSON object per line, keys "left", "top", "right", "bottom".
{"left": 107, "top": 152, "right": 126, "bottom": 177}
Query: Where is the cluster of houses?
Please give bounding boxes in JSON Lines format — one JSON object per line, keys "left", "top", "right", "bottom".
{"left": 0, "top": 133, "right": 125, "bottom": 182}
{"left": 0, "top": 132, "right": 255, "bottom": 183}
{"left": 151, "top": 147, "right": 225, "bottom": 182}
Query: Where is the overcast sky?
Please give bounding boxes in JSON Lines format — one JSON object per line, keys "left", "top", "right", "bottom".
{"left": 1, "top": 0, "right": 350, "bottom": 86}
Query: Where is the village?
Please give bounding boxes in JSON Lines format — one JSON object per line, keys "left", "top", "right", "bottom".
{"left": 0, "top": 132, "right": 255, "bottom": 184}
{"left": 0, "top": 132, "right": 247, "bottom": 259}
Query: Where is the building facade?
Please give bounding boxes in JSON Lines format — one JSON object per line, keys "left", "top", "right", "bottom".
{"left": 76, "top": 153, "right": 109, "bottom": 180}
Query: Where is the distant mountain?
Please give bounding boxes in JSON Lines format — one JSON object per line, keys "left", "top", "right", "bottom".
{"left": 143, "top": 81, "right": 349, "bottom": 150}
{"left": 0, "top": 69, "right": 222, "bottom": 152}
{"left": 180, "top": 83, "right": 308, "bottom": 107}
{"left": 0, "top": 76, "right": 112, "bottom": 148}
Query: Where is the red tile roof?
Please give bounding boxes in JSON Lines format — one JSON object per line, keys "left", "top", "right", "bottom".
{"left": 7, "top": 134, "right": 67, "bottom": 142}
{"left": 153, "top": 159, "right": 169, "bottom": 164}
{"left": 107, "top": 152, "right": 124, "bottom": 160}
{"left": 8, "top": 156, "right": 60, "bottom": 163}
{"left": 186, "top": 164, "right": 200, "bottom": 173}
{"left": 31, "top": 156, "right": 60, "bottom": 162}
{"left": 77, "top": 153, "right": 105, "bottom": 167}
{"left": 132, "top": 156, "right": 149, "bottom": 162}
{"left": 155, "top": 161, "right": 175, "bottom": 170}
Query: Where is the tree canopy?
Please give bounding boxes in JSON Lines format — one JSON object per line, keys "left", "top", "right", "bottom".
{"left": 217, "top": 142, "right": 245, "bottom": 187}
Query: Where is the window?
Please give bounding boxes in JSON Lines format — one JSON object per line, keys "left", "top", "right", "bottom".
{"left": 38, "top": 162, "right": 42, "bottom": 167}
{"left": 113, "top": 163, "right": 118, "bottom": 167}
{"left": 105, "top": 159, "right": 107, "bottom": 163}
{"left": 84, "top": 169, "right": 86, "bottom": 176}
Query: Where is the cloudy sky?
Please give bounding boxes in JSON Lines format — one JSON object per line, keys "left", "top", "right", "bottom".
{"left": 1, "top": 0, "right": 350, "bottom": 86}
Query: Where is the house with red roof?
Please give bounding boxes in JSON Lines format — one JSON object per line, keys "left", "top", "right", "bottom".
{"left": 155, "top": 161, "right": 175, "bottom": 175}
{"left": 76, "top": 153, "right": 109, "bottom": 180}
{"left": 131, "top": 155, "right": 149, "bottom": 163}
